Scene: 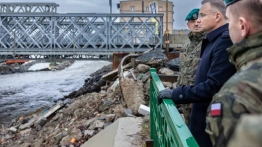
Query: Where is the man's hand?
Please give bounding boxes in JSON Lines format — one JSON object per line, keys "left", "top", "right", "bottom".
{"left": 158, "top": 88, "right": 173, "bottom": 104}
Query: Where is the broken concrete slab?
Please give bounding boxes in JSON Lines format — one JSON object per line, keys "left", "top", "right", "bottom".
{"left": 43, "top": 103, "right": 65, "bottom": 118}
{"left": 120, "top": 78, "right": 145, "bottom": 115}
{"left": 81, "top": 117, "right": 143, "bottom": 147}
{"left": 19, "top": 117, "right": 37, "bottom": 130}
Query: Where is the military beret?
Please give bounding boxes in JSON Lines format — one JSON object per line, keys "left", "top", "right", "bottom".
{"left": 224, "top": 0, "right": 240, "bottom": 6}
{"left": 185, "top": 8, "right": 199, "bottom": 21}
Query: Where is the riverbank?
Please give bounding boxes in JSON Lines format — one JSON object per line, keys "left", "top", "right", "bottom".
{"left": 0, "top": 60, "right": 75, "bottom": 75}
{"left": 0, "top": 49, "right": 180, "bottom": 147}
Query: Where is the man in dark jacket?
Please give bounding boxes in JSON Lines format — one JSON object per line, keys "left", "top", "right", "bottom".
{"left": 158, "top": 1, "right": 236, "bottom": 147}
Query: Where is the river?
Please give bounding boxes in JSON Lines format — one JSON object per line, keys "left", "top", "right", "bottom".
{"left": 0, "top": 61, "right": 110, "bottom": 125}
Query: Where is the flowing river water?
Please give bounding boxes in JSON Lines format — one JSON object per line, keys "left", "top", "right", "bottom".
{"left": 0, "top": 61, "right": 110, "bottom": 126}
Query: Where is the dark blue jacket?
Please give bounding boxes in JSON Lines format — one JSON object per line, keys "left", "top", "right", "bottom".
{"left": 171, "top": 24, "right": 236, "bottom": 147}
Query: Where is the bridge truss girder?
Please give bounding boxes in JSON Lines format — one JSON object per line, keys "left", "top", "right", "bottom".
{"left": 0, "top": 13, "right": 163, "bottom": 60}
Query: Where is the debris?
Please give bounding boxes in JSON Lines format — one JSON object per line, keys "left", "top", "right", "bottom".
{"left": 71, "top": 138, "right": 76, "bottom": 143}
{"left": 159, "top": 68, "right": 175, "bottom": 75}
{"left": 138, "top": 104, "right": 150, "bottom": 116}
{"left": 165, "top": 58, "right": 180, "bottom": 71}
{"left": 123, "top": 109, "right": 134, "bottom": 117}
{"left": 84, "top": 130, "right": 95, "bottom": 136}
{"left": 120, "top": 78, "right": 145, "bottom": 115}
{"left": 102, "top": 63, "right": 131, "bottom": 81}
{"left": 8, "top": 127, "right": 17, "bottom": 133}
{"left": 60, "top": 135, "right": 70, "bottom": 146}
{"left": 135, "top": 64, "right": 150, "bottom": 73}
{"left": 88, "top": 120, "right": 104, "bottom": 130}
{"left": 2, "top": 51, "right": 171, "bottom": 147}
{"left": 55, "top": 132, "right": 66, "bottom": 144}
{"left": 105, "top": 114, "right": 116, "bottom": 123}
{"left": 20, "top": 128, "right": 32, "bottom": 136}
{"left": 135, "top": 49, "right": 168, "bottom": 67}
{"left": 43, "top": 103, "right": 65, "bottom": 118}
{"left": 162, "top": 82, "right": 173, "bottom": 88}
{"left": 19, "top": 117, "right": 36, "bottom": 130}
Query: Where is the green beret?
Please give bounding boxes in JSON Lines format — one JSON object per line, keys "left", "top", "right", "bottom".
{"left": 185, "top": 9, "right": 199, "bottom": 21}
{"left": 224, "top": 0, "right": 240, "bottom": 6}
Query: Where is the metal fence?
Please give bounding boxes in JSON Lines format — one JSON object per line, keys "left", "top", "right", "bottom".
{"left": 150, "top": 68, "right": 199, "bottom": 147}
{"left": 0, "top": 13, "right": 163, "bottom": 59}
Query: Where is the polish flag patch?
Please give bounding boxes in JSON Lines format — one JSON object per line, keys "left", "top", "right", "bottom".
{"left": 210, "top": 103, "right": 222, "bottom": 117}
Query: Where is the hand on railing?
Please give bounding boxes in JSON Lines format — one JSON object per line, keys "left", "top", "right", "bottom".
{"left": 157, "top": 88, "right": 173, "bottom": 104}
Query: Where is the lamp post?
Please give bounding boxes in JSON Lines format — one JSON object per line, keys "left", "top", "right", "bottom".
{"left": 165, "top": 0, "right": 169, "bottom": 53}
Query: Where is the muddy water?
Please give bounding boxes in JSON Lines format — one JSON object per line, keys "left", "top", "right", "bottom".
{"left": 0, "top": 61, "right": 110, "bottom": 125}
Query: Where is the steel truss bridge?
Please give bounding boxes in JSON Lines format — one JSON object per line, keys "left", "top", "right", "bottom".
{"left": 0, "top": 3, "right": 163, "bottom": 60}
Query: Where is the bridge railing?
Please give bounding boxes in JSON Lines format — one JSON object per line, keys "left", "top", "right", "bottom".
{"left": 149, "top": 68, "right": 199, "bottom": 147}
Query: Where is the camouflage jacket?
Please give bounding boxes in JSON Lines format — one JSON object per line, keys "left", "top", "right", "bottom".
{"left": 227, "top": 114, "right": 262, "bottom": 147}
{"left": 205, "top": 31, "right": 262, "bottom": 147}
{"left": 177, "top": 31, "right": 205, "bottom": 86}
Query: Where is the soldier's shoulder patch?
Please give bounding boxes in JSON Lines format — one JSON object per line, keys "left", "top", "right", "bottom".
{"left": 210, "top": 102, "right": 222, "bottom": 117}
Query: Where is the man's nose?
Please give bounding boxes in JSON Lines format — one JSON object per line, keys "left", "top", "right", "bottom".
{"left": 196, "top": 17, "right": 201, "bottom": 23}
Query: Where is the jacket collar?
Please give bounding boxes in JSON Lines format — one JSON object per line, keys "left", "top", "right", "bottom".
{"left": 188, "top": 31, "right": 206, "bottom": 42}
{"left": 206, "top": 23, "right": 229, "bottom": 42}
{"left": 228, "top": 31, "right": 262, "bottom": 70}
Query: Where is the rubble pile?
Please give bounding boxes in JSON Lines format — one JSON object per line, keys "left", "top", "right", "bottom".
{"left": 0, "top": 49, "right": 179, "bottom": 147}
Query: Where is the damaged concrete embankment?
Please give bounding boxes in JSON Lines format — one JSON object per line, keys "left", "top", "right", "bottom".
{"left": 0, "top": 49, "right": 180, "bottom": 147}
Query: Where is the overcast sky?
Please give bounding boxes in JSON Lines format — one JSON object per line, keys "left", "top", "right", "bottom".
{"left": 2, "top": 0, "right": 203, "bottom": 29}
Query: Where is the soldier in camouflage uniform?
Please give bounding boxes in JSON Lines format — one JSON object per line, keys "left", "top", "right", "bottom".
{"left": 205, "top": 0, "right": 262, "bottom": 146}
{"left": 227, "top": 114, "right": 262, "bottom": 147}
{"left": 176, "top": 8, "right": 205, "bottom": 125}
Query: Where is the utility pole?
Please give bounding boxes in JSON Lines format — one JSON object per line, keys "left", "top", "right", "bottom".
{"left": 165, "top": 0, "right": 169, "bottom": 54}
{"left": 109, "top": 0, "right": 112, "bottom": 14}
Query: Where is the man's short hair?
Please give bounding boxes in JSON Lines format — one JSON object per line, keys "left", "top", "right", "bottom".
{"left": 201, "top": 0, "right": 227, "bottom": 19}
{"left": 228, "top": 0, "right": 262, "bottom": 30}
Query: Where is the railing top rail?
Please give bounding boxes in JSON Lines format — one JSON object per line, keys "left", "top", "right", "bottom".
{"left": 150, "top": 68, "right": 199, "bottom": 147}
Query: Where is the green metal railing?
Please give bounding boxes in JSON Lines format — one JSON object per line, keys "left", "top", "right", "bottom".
{"left": 150, "top": 68, "right": 199, "bottom": 147}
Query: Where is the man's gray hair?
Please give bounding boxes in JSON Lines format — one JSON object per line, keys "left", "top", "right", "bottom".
{"left": 202, "top": 0, "right": 226, "bottom": 19}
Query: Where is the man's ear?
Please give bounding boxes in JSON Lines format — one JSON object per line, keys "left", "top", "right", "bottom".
{"left": 187, "top": 22, "right": 190, "bottom": 29}
{"left": 239, "top": 17, "right": 249, "bottom": 38}
{"left": 214, "top": 12, "right": 222, "bottom": 23}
